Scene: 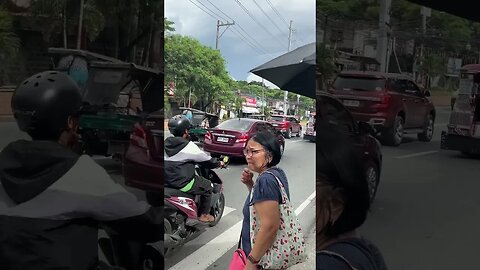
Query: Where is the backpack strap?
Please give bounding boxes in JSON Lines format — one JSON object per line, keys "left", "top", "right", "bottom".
{"left": 317, "top": 250, "right": 358, "bottom": 270}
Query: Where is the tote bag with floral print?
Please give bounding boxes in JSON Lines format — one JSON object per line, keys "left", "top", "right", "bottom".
{"left": 249, "top": 171, "right": 306, "bottom": 269}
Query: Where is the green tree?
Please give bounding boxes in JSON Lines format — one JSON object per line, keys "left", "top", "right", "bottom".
{"left": 0, "top": 6, "right": 19, "bottom": 59}
{"left": 0, "top": 6, "right": 20, "bottom": 85}
{"left": 165, "top": 34, "right": 234, "bottom": 112}
{"left": 316, "top": 44, "right": 336, "bottom": 91}
{"left": 418, "top": 53, "right": 444, "bottom": 88}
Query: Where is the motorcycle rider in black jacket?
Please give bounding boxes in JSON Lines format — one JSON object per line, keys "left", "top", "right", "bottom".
{"left": 164, "top": 115, "right": 225, "bottom": 223}
{"left": 0, "top": 71, "right": 162, "bottom": 270}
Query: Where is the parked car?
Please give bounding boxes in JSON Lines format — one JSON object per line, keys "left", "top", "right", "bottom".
{"left": 203, "top": 118, "right": 285, "bottom": 158}
{"left": 268, "top": 114, "right": 302, "bottom": 138}
{"left": 328, "top": 71, "right": 436, "bottom": 146}
{"left": 317, "top": 93, "right": 383, "bottom": 202}
{"left": 303, "top": 112, "right": 316, "bottom": 142}
{"left": 123, "top": 110, "right": 163, "bottom": 193}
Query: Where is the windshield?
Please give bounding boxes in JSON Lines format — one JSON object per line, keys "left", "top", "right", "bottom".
{"left": 216, "top": 119, "right": 253, "bottom": 131}
{"left": 270, "top": 116, "right": 285, "bottom": 121}
{"left": 333, "top": 76, "right": 385, "bottom": 92}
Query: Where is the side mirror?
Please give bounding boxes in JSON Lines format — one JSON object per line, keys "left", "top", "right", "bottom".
{"left": 424, "top": 90, "right": 431, "bottom": 97}
{"left": 358, "top": 121, "right": 376, "bottom": 136}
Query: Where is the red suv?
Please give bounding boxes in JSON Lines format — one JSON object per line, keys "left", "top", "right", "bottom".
{"left": 329, "top": 71, "right": 436, "bottom": 146}
{"left": 268, "top": 115, "right": 302, "bottom": 138}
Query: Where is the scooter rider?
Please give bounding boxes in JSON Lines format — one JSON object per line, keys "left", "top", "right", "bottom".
{"left": 0, "top": 71, "right": 162, "bottom": 270}
{"left": 165, "top": 115, "right": 225, "bottom": 223}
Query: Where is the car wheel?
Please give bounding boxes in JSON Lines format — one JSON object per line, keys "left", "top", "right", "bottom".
{"left": 365, "top": 161, "right": 379, "bottom": 202}
{"left": 418, "top": 114, "right": 434, "bottom": 142}
{"left": 140, "top": 246, "right": 163, "bottom": 270}
{"left": 209, "top": 193, "right": 225, "bottom": 227}
{"left": 296, "top": 127, "right": 302, "bottom": 137}
{"left": 285, "top": 128, "right": 292, "bottom": 139}
{"left": 382, "top": 115, "right": 403, "bottom": 146}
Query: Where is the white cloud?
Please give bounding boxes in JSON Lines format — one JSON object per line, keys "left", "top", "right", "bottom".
{"left": 246, "top": 73, "right": 279, "bottom": 89}
{"left": 165, "top": 0, "right": 315, "bottom": 81}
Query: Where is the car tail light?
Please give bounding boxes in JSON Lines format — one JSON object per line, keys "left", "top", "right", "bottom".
{"left": 130, "top": 123, "right": 147, "bottom": 149}
{"left": 236, "top": 133, "right": 249, "bottom": 143}
{"left": 373, "top": 94, "right": 391, "bottom": 110}
{"left": 205, "top": 131, "right": 212, "bottom": 142}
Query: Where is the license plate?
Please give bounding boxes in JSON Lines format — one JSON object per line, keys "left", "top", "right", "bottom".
{"left": 217, "top": 136, "right": 229, "bottom": 143}
{"left": 272, "top": 124, "right": 278, "bottom": 127}
{"left": 343, "top": 100, "right": 360, "bottom": 107}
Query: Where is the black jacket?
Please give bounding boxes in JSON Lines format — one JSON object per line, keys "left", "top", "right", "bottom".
{"left": 164, "top": 137, "right": 220, "bottom": 188}
{"left": 316, "top": 237, "right": 388, "bottom": 270}
{"left": 0, "top": 140, "right": 162, "bottom": 270}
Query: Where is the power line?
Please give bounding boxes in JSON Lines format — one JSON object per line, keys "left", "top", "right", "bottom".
{"left": 264, "top": 0, "right": 289, "bottom": 28}
{"left": 232, "top": 0, "right": 286, "bottom": 49}
{"left": 200, "top": 0, "right": 270, "bottom": 54}
{"left": 187, "top": 0, "right": 218, "bottom": 21}
{"left": 204, "top": 0, "right": 235, "bottom": 21}
{"left": 194, "top": 0, "right": 229, "bottom": 22}
{"left": 188, "top": 0, "right": 268, "bottom": 54}
{"left": 251, "top": 0, "right": 289, "bottom": 40}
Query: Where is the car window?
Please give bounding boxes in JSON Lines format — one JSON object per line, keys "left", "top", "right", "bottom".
{"left": 333, "top": 76, "right": 385, "bottom": 92}
{"left": 216, "top": 119, "right": 253, "bottom": 131}
{"left": 270, "top": 116, "right": 285, "bottom": 121}
{"left": 389, "top": 79, "right": 406, "bottom": 93}
{"left": 406, "top": 81, "right": 422, "bottom": 96}
{"left": 321, "top": 97, "right": 356, "bottom": 134}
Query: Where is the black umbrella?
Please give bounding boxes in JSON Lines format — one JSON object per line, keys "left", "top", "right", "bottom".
{"left": 250, "top": 42, "right": 316, "bottom": 98}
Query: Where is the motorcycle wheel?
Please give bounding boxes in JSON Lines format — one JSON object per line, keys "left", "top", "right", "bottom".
{"left": 209, "top": 193, "right": 225, "bottom": 227}
{"left": 164, "top": 218, "right": 174, "bottom": 257}
{"left": 140, "top": 246, "right": 163, "bottom": 270}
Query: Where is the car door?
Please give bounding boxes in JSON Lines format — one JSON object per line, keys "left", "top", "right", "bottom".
{"left": 289, "top": 117, "right": 299, "bottom": 133}
{"left": 406, "top": 80, "right": 428, "bottom": 127}
{"left": 394, "top": 79, "right": 417, "bottom": 128}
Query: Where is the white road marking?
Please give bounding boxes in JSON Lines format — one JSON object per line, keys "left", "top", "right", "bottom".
{"left": 290, "top": 139, "right": 305, "bottom": 143}
{"left": 395, "top": 150, "right": 438, "bottom": 159}
{"left": 169, "top": 192, "right": 316, "bottom": 270}
{"left": 222, "top": 206, "right": 236, "bottom": 217}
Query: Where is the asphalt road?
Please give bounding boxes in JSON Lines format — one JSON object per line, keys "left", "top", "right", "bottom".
{"left": 360, "top": 106, "right": 480, "bottom": 269}
{"left": 163, "top": 130, "right": 316, "bottom": 270}
{"left": 0, "top": 123, "right": 315, "bottom": 269}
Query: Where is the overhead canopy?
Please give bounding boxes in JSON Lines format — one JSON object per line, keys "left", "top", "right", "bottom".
{"left": 405, "top": 0, "right": 479, "bottom": 22}
{"left": 250, "top": 42, "right": 315, "bottom": 99}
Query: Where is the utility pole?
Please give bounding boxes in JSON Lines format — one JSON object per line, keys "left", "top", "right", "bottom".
{"left": 377, "top": 0, "right": 391, "bottom": 73}
{"left": 420, "top": 7, "right": 432, "bottom": 87}
{"left": 216, "top": 20, "right": 235, "bottom": 50}
{"left": 76, "top": 0, "right": 85, "bottom": 49}
{"left": 284, "top": 20, "right": 293, "bottom": 116}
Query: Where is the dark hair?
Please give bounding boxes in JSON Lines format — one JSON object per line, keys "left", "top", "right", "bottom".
{"left": 316, "top": 121, "right": 370, "bottom": 238}
{"left": 249, "top": 130, "right": 281, "bottom": 167}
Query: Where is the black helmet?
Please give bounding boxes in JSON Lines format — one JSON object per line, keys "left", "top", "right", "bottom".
{"left": 11, "top": 71, "right": 83, "bottom": 140}
{"left": 168, "top": 115, "right": 191, "bottom": 137}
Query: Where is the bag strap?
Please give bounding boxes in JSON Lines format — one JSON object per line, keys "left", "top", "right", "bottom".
{"left": 262, "top": 170, "right": 288, "bottom": 204}
{"left": 237, "top": 232, "right": 242, "bottom": 249}
{"left": 317, "top": 250, "right": 358, "bottom": 270}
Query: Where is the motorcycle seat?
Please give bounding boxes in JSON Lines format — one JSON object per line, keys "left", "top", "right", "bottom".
{"left": 164, "top": 187, "right": 196, "bottom": 199}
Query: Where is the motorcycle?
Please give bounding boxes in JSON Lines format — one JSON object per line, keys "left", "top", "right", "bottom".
{"left": 163, "top": 156, "right": 229, "bottom": 255}
{"left": 98, "top": 217, "right": 164, "bottom": 270}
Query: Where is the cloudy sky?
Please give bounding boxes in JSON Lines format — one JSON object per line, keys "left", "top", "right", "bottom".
{"left": 165, "top": 0, "right": 315, "bottom": 87}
